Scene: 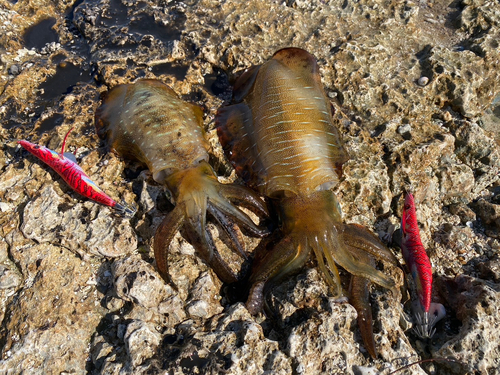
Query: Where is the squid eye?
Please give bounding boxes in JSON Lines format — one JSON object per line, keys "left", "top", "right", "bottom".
{"left": 33, "top": 145, "right": 40, "bottom": 149}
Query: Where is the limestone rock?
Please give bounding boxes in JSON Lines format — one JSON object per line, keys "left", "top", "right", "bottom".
{"left": 1, "top": 0, "right": 500, "bottom": 374}
{"left": 20, "top": 185, "right": 137, "bottom": 259}
{"left": 0, "top": 243, "right": 106, "bottom": 374}
{"left": 434, "top": 275, "right": 500, "bottom": 374}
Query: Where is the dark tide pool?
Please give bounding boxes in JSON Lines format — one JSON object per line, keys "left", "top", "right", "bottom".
{"left": 23, "top": 18, "right": 59, "bottom": 50}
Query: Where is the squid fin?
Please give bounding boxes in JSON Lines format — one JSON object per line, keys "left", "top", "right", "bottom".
{"left": 216, "top": 103, "right": 267, "bottom": 191}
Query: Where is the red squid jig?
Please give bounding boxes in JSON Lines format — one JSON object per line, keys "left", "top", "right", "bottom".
{"left": 18, "top": 127, "right": 135, "bottom": 217}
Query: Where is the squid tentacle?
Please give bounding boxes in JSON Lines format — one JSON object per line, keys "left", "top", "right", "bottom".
{"left": 349, "top": 257, "right": 377, "bottom": 359}
{"left": 343, "top": 223, "right": 398, "bottom": 265}
{"left": 245, "top": 191, "right": 395, "bottom": 317}
{"left": 155, "top": 162, "right": 269, "bottom": 284}
{"left": 183, "top": 206, "right": 240, "bottom": 284}
{"left": 218, "top": 183, "right": 269, "bottom": 218}
{"left": 207, "top": 202, "right": 248, "bottom": 260}
{"left": 154, "top": 205, "right": 185, "bottom": 283}
{"left": 326, "top": 231, "right": 395, "bottom": 290}
{"left": 246, "top": 235, "right": 311, "bottom": 314}
{"left": 310, "top": 234, "right": 343, "bottom": 299}
{"left": 210, "top": 193, "right": 269, "bottom": 238}
{"left": 343, "top": 226, "right": 399, "bottom": 359}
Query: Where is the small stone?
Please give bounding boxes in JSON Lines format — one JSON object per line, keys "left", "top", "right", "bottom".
{"left": 417, "top": 76, "right": 429, "bottom": 86}
{"left": 124, "top": 320, "right": 161, "bottom": 367}
{"left": 186, "top": 300, "right": 209, "bottom": 319}
{"left": 104, "top": 296, "right": 124, "bottom": 311}
{"left": 8, "top": 65, "right": 19, "bottom": 75}
{"left": 397, "top": 123, "right": 412, "bottom": 135}
{"left": 442, "top": 111, "right": 453, "bottom": 122}
{"left": 0, "top": 202, "right": 13, "bottom": 212}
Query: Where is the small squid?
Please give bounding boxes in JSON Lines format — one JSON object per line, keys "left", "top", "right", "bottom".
{"left": 95, "top": 79, "right": 268, "bottom": 284}
{"left": 217, "top": 48, "right": 397, "bottom": 357}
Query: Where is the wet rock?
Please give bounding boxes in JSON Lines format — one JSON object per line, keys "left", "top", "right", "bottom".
{"left": 477, "top": 259, "right": 500, "bottom": 283}
{"left": 473, "top": 198, "right": 500, "bottom": 238}
{"left": 472, "top": 198, "right": 500, "bottom": 228}
{"left": 1, "top": 0, "right": 500, "bottom": 374}
{"left": 159, "top": 304, "right": 293, "bottom": 375}
{"left": 448, "top": 202, "right": 476, "bottom": 225}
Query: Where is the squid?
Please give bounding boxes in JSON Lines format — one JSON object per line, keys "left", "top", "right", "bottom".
{"left": 217, "top": 48, "right": 398, "bottom": 357}
{"left": 95, "top": 79, "right": 268, "bottom": 284}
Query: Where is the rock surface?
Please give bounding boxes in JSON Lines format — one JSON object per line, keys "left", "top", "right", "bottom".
{"left": 1, "top": 0, "right": 500, "bottom": 374}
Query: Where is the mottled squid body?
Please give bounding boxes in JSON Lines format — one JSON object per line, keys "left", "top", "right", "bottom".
{"left": 401, "top": 192, "right": 445, "bottom": 338}
{"left": 95, "top": 79, "right": 268, "bottom": 284}
{"left": 217, "top": 48, "right": 397, "bottom": 357}
{"left": 18, "top": 128, "right": 135, "bottom": 217}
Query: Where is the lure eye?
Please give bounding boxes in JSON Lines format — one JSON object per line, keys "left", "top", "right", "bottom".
{"left": 33, "top": 145, "right": 40, "bottom": 149}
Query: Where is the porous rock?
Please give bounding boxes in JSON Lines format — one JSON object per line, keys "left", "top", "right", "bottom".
{"left": 0, "top": 243, "right": 105, "bottom": 374}
{"left": 20, "top": 185, "right": 137, "bottom": 258}
{"left": 1, "top": 0, "right": 500, "bottom": 374}
{"left": 434, "top": 275, "right": 500, "bottom": 374}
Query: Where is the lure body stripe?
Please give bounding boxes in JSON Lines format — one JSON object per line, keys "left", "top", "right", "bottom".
{"left": 401, "top": 192, "right": 432, "bottom": 312}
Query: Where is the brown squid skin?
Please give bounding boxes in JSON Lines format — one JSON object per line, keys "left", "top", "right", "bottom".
{"left": 350, "top": 260, "right": 377, "bottom": 359}
{"left": 95, "top": 79, "right": 268, "bottom": 284}
{"left": 217, "top": 48, "right": 397, "bottom": 353}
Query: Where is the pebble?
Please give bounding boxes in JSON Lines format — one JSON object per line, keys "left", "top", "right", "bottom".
{"left": 418, "top": 76, "right": 429, "bottom": 86}
{"left": 186, "top": 300, "right": 209, "bottom": 318}
{"left": 442, "top": 111, "right": 453, "bottom": 121}
{"left": 8, "top": 65, "right": 19, "bottom": 75}
{"left": 397, "top": 123, "right": 412, "bottom": 135}
{"left": 0, "top": 202, "right": 13, "bottom": 212}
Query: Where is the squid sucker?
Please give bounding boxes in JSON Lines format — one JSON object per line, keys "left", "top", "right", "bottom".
{"left": 95, "top": 79, "right": 268, "bottom": 284}
{"left": 217, "top": 48, "right": 397, "bottom": 357}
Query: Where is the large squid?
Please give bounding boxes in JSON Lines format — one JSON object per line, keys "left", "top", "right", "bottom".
{"left": 95, "top": 79, "right": 268, "bottom": 284}
{"left": 217, "top": 48, "right": 397, "bottom": 357}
